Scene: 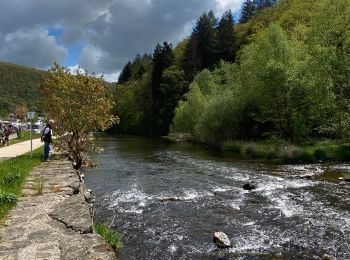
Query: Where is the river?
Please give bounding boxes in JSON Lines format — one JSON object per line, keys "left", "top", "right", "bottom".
{"left": 84, "top": 136, "right": 350, "bottom": 259}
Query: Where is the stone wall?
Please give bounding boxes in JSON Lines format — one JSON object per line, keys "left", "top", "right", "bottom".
{"left": 0, "top": 160, "right": 117, "bottom": 260}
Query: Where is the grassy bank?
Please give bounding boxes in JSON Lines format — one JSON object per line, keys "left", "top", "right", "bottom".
{"left": 222, "top": 139, "right": 350, "bottom": 163}
{"left": 94, "top": 223, "right": 123, "bottom": 255}
{"left": 166, "top": 133, "right": 350, "bottom": 163}
{"left": 0, "top": 148, "right": 42, "bottom": 220}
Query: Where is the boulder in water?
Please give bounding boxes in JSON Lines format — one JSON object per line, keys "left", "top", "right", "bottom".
{"left": 159, "top": 196, "right": 182, "bottom": 202}
{"left": 243, "top": 181, "right": 256, "bottom": 190}
{"left": 213, "top": 231, "right": 231, "bottom": 248}
{"left": 298, "top": 174, "right": 313, "bottom": 180}
{"left": 322, "top": 254, "right": 334, "bottom": 260}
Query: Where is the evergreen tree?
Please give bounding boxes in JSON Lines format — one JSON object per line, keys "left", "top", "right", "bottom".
{"left": 240, "top": 0, "right": 256, "bottom": 23}
{"left": 182, "top": 10, "right": 218, "bottom": 81}
{"left": 118, "top": 61, "right": 132, "bottom": 84}
{"left": 130, "top": 53, "right": 145, "bottom": 80}
{"left": 151, "top": 41, "right": 175, "bottom": 134}
{"left": 216, "top": 9, "right": 237, "bottom": 62}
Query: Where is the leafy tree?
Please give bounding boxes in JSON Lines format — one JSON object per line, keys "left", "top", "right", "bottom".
{"left": 41, "top": 63, "right": 118, "bottom": 171}
{"left": 240, "top": 0, "right": 256, "bottom": 23}
{"left": 14, "top": 106, "right": 28, "bottom": 122}
{"left": 172, "top": 70, "right": 215, "bottom": 136}
{"left": 216, "top": 10, "right": 237, "bottom": 62}
{"left": 114, "top": 66, "right": 153, "bottom": 135}
{"left": 308, "top": 0, "right": 350, "bottom": 138}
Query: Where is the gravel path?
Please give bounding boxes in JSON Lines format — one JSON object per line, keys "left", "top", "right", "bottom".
{"left": 0, "top": 160, "right": 116, "bottom": 260}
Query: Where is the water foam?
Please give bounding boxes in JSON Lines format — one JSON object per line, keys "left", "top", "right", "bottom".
{"left": 105, "top": 184, "right": 152, "bottom": 214}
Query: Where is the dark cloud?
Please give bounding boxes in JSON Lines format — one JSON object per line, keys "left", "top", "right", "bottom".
{"left": 0, "top": 0, "right": 244, "bottom": 77}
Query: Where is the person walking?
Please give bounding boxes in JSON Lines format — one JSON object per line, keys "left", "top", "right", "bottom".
{"left": 4, "top": 125, "right": 13, "bottom": 146}
{"left": 41, "top": 119, "right": 54, "bottom": 162}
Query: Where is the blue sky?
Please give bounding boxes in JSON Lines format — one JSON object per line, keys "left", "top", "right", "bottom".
{"left": 0, "top": 0, "right": 245, "bottom": 81}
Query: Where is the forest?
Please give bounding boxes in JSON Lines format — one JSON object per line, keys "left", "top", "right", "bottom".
{"left": 113, "top": 0, "right": 350, "bottom": 149}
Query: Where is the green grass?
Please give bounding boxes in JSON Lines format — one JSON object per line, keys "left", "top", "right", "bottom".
{"left": 94, "top": 223, "right": 123, "bottom": 254}
{"left": 222, "top": 139, "right": 350, "bottom": 163}
{"left": 0, "top": 148, "right": 42, "bottom": 220}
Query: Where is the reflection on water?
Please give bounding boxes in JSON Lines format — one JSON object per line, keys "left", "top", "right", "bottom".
{"left": 84, "top": 136, "right": 350, "bottom": 259}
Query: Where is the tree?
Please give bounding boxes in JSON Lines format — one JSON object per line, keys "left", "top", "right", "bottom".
{"left": 254, "top": 0, "right": 276, "bottom": 9}
{"left": 118, "top": 61, "right": 132, "bottom": 84}
{"left": 216, "top": 9, "right": 237, "bottom": 62}
{"left": 14, "top": 105, "right": 28, "bottom": 122}
{"left": 240, "top": 0, "right": 256, "bottom": 23}
{"left": 182, "top": 11, "right": 218, "bottom": 81}
{"left": 41, "top": 63, "right": 118, "bottom": 172}
{"left": 151, "top": 41, "right": 175, "bottom": 134}
{"left": 158, "top": 65, "right": 188, "bottom": 134}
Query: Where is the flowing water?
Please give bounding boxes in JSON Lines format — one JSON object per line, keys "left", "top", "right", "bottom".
{"left": 84, "top": 136, "right": 350, "bottom": 259}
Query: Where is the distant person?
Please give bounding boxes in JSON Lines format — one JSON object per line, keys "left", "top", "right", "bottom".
{"left": 41, "top": 119, "right": 54, "bottom": 162}
{"left": 0, "top": 126, "right": 6, "bottom": 145}
{"left": 4, "top": 125, "right": 13, "bottom": 146}
{"left": 16, "top": 125, "right": 22, "bottom": 139}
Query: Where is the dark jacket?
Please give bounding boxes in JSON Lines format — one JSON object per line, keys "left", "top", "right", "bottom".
{"left": 41, "top": 124, "right": 52, "bottom": 143}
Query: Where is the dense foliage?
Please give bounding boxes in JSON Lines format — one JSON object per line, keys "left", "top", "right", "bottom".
{"left": 112, "top": 0, "right": 350, "bottom": 145}
{"left": 0, "top": 62, "right": 43, "bottom": 117}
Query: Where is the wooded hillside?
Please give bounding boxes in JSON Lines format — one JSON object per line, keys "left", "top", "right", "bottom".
{"left": 0, "top": 62, "right": 44, "bottom": 117}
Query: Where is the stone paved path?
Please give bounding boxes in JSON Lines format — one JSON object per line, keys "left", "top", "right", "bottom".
{"left": 0, "top": 160, "right": 116, "bottom": 260}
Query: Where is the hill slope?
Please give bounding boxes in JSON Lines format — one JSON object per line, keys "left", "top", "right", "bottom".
{"left": 0, "top": 61, "right": 44, "bottom": 117}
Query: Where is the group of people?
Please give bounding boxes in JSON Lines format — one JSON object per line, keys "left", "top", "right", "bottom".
{"left": 0, "top": 124, "right": 13, "bottom": 146}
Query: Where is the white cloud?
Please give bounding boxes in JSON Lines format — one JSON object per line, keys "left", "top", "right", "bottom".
{"left": 68, "top": 64, "right": 119, "bottom": 82}
{"left": 216, "top": 0, "right": 245, "bottom": 13}
{"left": 0, "top": 28, "right": 67, "bottom": 69}
{"left": 102, "top": 71, "right": 120, "bottom": 82}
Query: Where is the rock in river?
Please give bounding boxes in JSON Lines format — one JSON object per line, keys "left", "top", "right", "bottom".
{"left": 243, "top": 181, "right": 256, "bottom": 190}
{"left": 213, "top": 231, "right": 231, "bottom": 248}
{"left": 159, "top": 196, "right": 183, "bottom": 202}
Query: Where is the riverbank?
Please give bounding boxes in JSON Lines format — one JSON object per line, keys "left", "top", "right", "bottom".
{"left": 165, "top": 134, "right": 350, "bottom": 164}
{"left": 0, "top": 159, "right": 116, "bottom": 259}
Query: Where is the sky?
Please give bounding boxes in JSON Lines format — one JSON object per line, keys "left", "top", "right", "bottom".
{"left": 0, "top": 0, "right": 244, "bottom": 82}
